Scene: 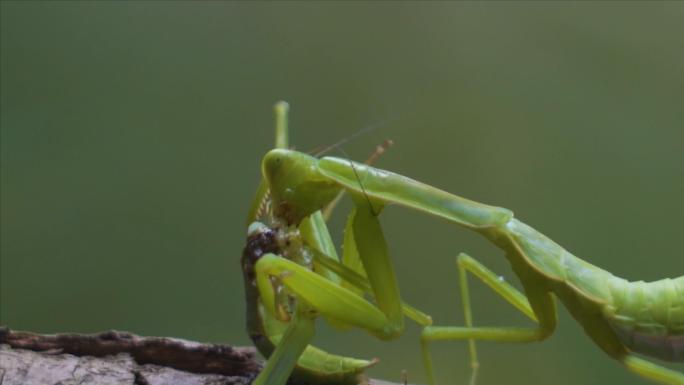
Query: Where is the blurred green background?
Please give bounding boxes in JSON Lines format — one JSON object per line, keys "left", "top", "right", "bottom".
{"left": 1, "top": 2, "right": 683, "bottom": 385}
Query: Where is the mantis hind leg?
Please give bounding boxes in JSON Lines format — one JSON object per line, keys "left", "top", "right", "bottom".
{"left": 622, "top": 355, "right": 684, "bottom": 385}
{"left": 420, "top": 253, "right": 556, "bottom": 385}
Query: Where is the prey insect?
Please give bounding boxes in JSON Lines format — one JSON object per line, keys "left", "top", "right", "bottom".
{"left": 241, "top": 102, "right": 684, "bottom": 385}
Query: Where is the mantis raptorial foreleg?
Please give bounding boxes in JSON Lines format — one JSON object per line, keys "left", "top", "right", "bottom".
{"left": 421, "top": 252, "right": 557, "bottom": 385}
{"left": 310, "top": 245, "right": 433, "bottom": 327}
{"left": 255, "top": 202, "right": 404, "bottom": 340}
{"left": 256, "top": 254, "right": 389, "bottom": 333}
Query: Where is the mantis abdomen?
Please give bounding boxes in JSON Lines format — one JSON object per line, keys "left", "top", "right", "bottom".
{"left": 607, "top": 276, "right": 684, "bottom": 362}
{"left": 502, "top": 218, "right": 684, "bottom": 363}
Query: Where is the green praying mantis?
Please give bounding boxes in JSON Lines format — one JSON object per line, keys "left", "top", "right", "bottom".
{"left": 241, "top": 102, "right": 684, "bottom": 385}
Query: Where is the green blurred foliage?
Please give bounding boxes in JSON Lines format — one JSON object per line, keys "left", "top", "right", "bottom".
{"left": 1, "top": 2, "right": 682, "bottom": 385}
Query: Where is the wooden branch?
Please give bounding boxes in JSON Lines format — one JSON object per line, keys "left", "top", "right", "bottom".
{"left": 0, "top": 327, "right": 406, "bottom": 385}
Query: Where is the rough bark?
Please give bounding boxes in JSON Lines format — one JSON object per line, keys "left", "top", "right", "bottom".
{"left": 0, "top": 327, "right": 405, "bottom": 385}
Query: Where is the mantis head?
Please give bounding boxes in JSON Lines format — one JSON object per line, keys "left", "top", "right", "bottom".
{"left": 262, "top": 148, "right": 341, "bottom": 225}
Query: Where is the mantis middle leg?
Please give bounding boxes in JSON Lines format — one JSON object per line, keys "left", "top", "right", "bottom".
{"left": 421, "top": 253, "right": 557, "bottom": 385}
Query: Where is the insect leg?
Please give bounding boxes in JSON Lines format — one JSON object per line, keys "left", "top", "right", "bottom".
{"left": 622, "top": 355, "right": 684, "bottom": 385}
{"left": 274, "top": 101, "right": 289, "bottom": 149}
{"left": 301, "top": 209, "right": 432, "bottom": 326}
{"left": 255, "top": 201, "right": 406, "bottom": 340}
{"left": 350, "top": 200, "right": 404, "bottom": 338}
{"left": 252, "top": 308, "right": 315, "bottom": 385}
{"left": 255, "top": 253, "right": 395, "bottom": 338}
{"left": 420, "top": 253, "right": 555, "bottom": 385}
{"left": 245, "top": 102, "right": 289, "bottom": 225}
{"left": 311, "top": 247, "right": 433, "bottom": 327}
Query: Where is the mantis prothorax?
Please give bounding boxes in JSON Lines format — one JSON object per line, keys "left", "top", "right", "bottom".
{"left": 241, "top": 102, "right": 684, "bottom": 385}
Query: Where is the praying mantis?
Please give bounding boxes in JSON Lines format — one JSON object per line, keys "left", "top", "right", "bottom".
{"left": 241, "top": 102, "right": 684, "bottom": 385}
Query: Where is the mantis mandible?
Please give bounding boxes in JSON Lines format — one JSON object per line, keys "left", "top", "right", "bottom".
{"left": 241, "top": 102, "right": 684, "bottom": 385}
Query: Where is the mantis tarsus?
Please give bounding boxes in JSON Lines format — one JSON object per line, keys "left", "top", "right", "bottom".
{"left": 241, "top": 102, "right": 684, "bottom": 385}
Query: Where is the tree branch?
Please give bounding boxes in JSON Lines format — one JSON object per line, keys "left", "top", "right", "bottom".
{"left": 0, "top": 327, "right": 406, "bottom": 385}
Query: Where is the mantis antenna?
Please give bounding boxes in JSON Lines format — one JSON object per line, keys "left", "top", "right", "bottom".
{"left": 322, "top": 139, "right": 394, "bottom": 220}
{"left": 313, "top": 116, "right": 397, "bottom": 158}
{"left": 335, "top": 146, "right": 380, "bottom": 217}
